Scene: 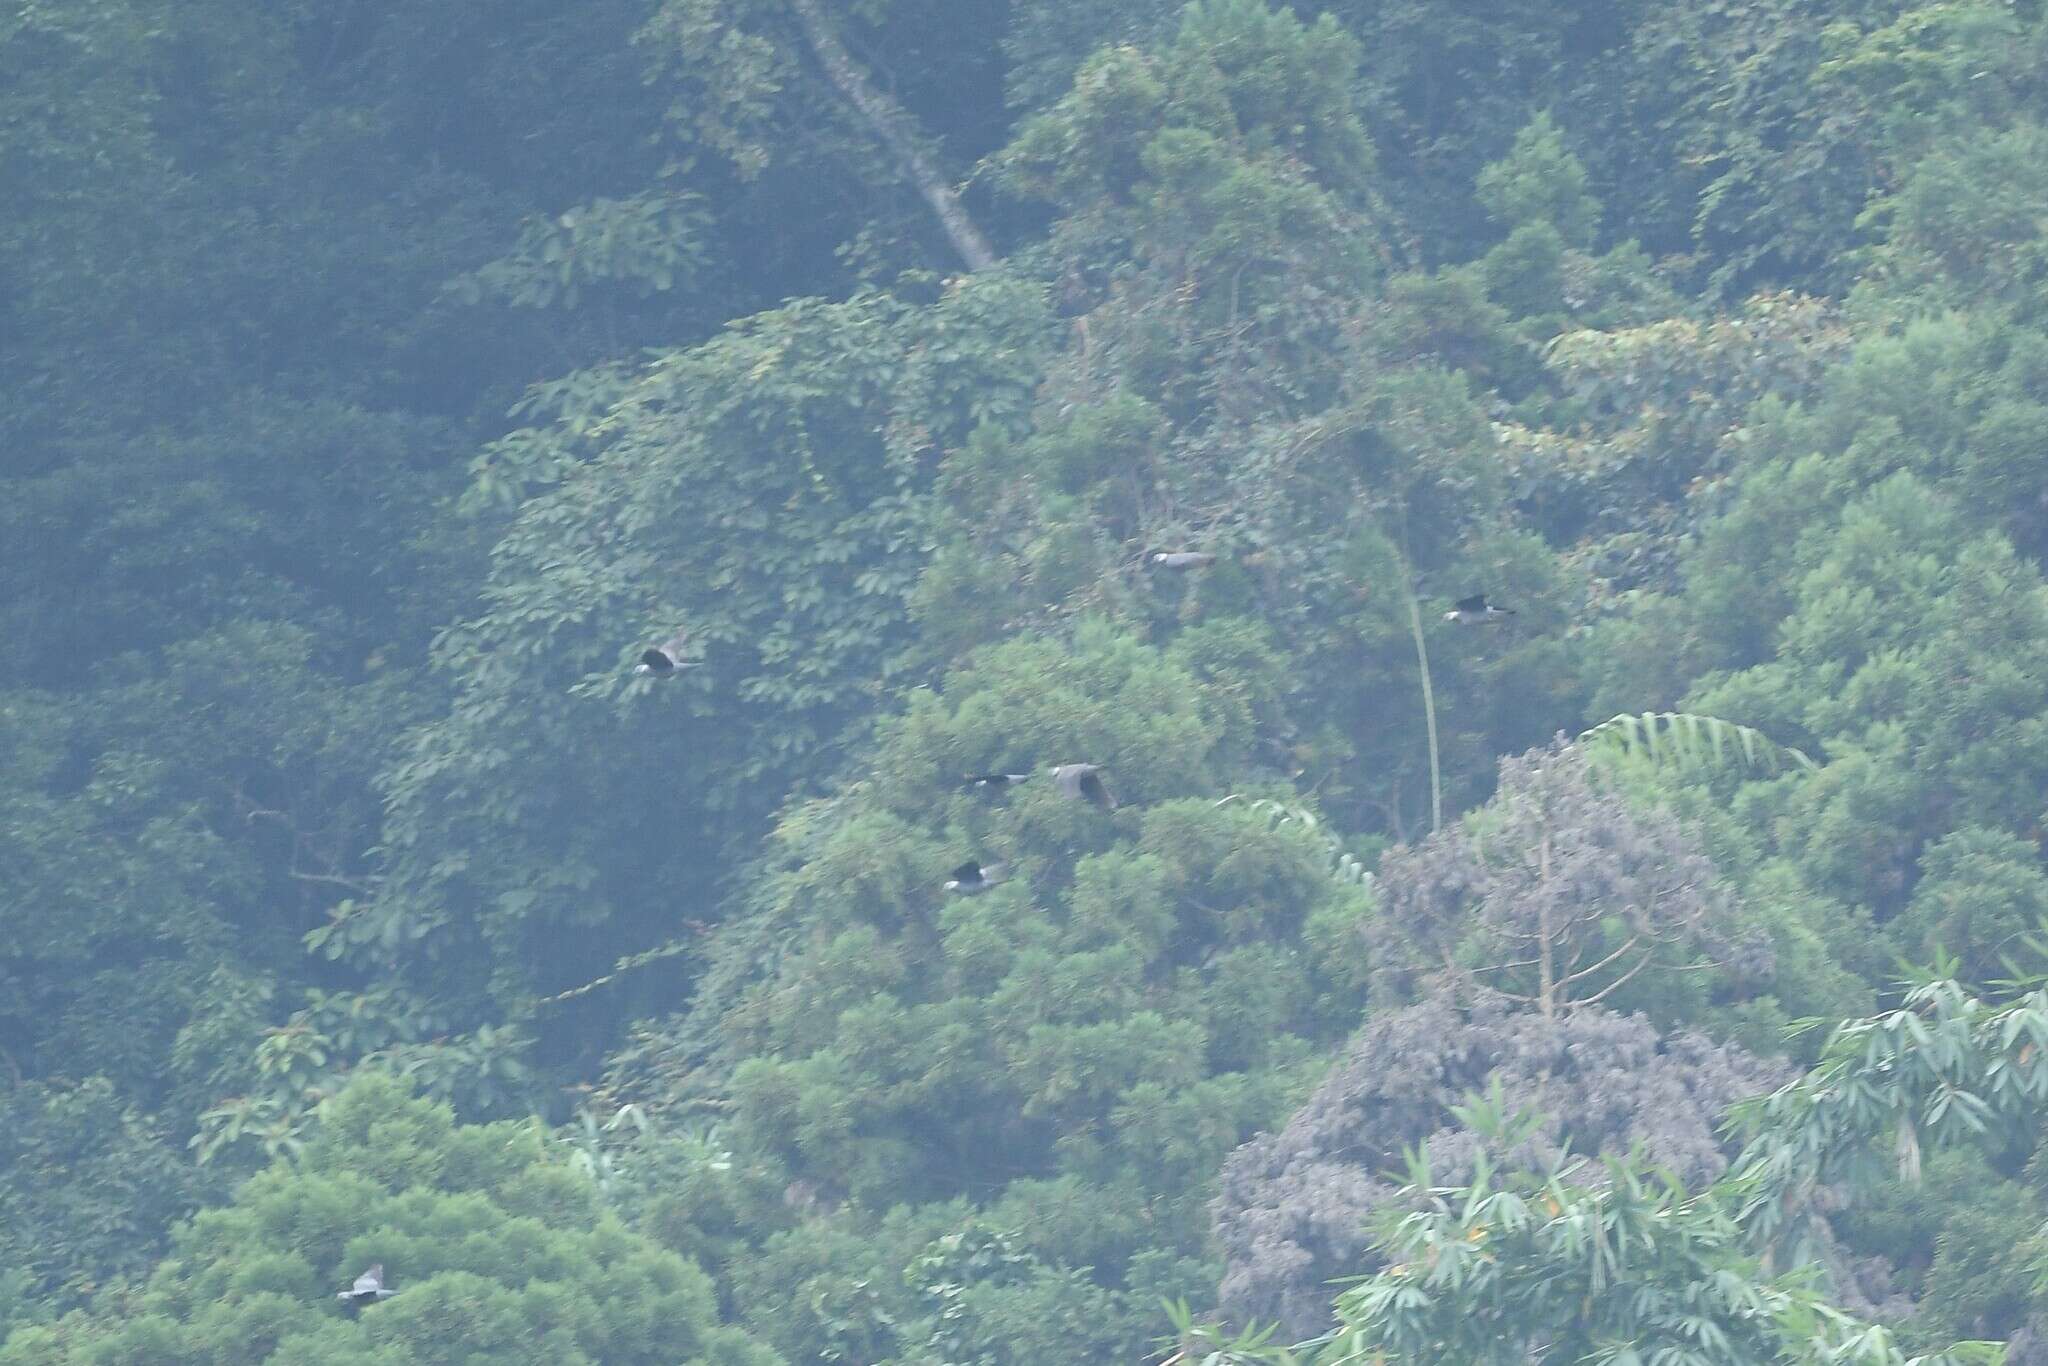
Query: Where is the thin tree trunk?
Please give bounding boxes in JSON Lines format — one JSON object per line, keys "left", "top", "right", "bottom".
{"left": 1537, "top": 833, "right": 1554, "bottom": 1017}
{"left": 1395, "top": 526, "right": 1443, "bottom": 834}
{"left": 1403, "top": 584, "right": 1442, "bottom": 834}
{"left": 784, "top": 0, "right": 998, "bottom": 272}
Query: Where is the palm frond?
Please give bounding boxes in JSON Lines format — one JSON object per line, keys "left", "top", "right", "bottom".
{"left": 1577, "top": 711, "right": 1816, "bottom": 775}
{"left": 1214, "top": 796, "right": 1373, "bottom": 887}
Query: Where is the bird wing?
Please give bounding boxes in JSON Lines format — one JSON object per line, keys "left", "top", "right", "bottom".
{"left": 658, "top": 628, "right": 693, "bottom": 659}
{"left": 1080, "top": 770, "right": 1115, "bottom": 808}
{"left": 1453, "top": 594, "right": 1486, "bottom": 614}
{"left": 1053, "top": 766, "right": 1085, "bottom": 799}
{"left": 352, "top": 1268, "right": 382, "bottom": 1295}
{"left": 948, "top": 860, "right": 983, "bottom": 883}
{"left": 639, "top": 647, "right": 670, "bottom": 669}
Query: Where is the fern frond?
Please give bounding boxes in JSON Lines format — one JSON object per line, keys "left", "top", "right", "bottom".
{"left": 1215, "top": 795, "right": 1373, "bottom": 887}
{"left": 1577, "top": 712, "right": 1815, "bottom": 775}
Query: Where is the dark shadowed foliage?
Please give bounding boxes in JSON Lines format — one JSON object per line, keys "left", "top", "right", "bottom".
{"left": 0, "top": 1079, "right": 222, "bottom": 1321}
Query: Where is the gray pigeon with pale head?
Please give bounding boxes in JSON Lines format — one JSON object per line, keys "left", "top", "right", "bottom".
{"left": 1051, "top": 763, "right": 1117, "bottom": 809}
{"left": 1151, "top": 551, "right": 1218, "bottom": 570}
{"left": 337, "top": 1264, "right": 395, "bottom": 1304}
{"left": 634, "top": 628, "right": 698, "bottom": 676}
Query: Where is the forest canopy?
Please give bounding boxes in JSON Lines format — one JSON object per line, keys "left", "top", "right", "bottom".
{"left": 8, "top": 0, "right": 2048, "bottom": 1361}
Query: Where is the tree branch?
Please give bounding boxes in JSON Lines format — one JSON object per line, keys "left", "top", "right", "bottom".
{"left": 784, "top": 0, "right": 997, "bottom": 271}
{"left": 1559, "top": 933, "right": 1645, "bottom": 989}
{"left": 1578, "top": 950, "right": 1658, "bottom": 1006}
{"left": 1476, "top": 954, "right": 1547, "bottom": 973}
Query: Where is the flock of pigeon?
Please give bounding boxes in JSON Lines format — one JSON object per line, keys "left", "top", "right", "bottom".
{"left": 334, "top": 556, "right": 1512, "bottom": 1310}
{"left": 633, "top": 551, "right": 1513, "bottom": 901}
{"left": 942, "top": 762, "right": 1116, "bottom": 895}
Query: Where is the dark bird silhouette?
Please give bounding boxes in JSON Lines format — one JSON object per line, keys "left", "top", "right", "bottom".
{"left": 964, "top": 772, "right": 1033, "bottom": 793}
{"left": 1444, "top": 594, "right": 1515, "bottom": 625}
{"left": 1051, "top": 763, "right": 1117, "bottom": 809}
{"left": 337, "top": 1265, "right": 396, "bottom": 1305}
{"left": 634, "top": 628, "right": 698, "bottom": 676}
{"left": 1151, "top": 551, "right": 1218, "bottom": 570}
{"left": 943, "top": 859, "right": 1009, "bottom": 894}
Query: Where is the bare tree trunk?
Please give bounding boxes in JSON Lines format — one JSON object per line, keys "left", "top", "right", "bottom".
{"left": 1395, "top": 520, "right": 1442, "bottom": 834}
{"left": 784, "top": 0, "right": 998, "bottom": 272}
{"left": 1403, "top": 584, "right": 1442, "bottom": 835}
{"left": 1537, "top": 833, "right": 1554, "bottom": 1017}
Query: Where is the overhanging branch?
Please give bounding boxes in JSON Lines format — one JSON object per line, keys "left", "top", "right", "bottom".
{"left": 784, "top": 0, "right": 998, "bottom": 271}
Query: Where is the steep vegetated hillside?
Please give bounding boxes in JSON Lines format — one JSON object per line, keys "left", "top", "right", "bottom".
{"left": 7, "top": 0, "right": 2048, "bottom": 1361}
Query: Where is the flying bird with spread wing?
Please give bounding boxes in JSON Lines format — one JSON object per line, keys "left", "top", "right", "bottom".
{"left": 1051, "top": 763, "right": 1117, "bottom": 809}
{"left": 1444, "top": 594, "right": 1515, "bottom": 625}
{"left": 337, "top": 1264, "right": 396, "bottom": 1305}
{"left": 943, "top": 859, "right": 1009, "bottom": 894}
{"left": 634, "top": 627, "right": 698, "bottom": 677}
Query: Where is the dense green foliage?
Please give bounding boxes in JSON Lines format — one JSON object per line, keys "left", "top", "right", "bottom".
{"left": 0, "top": 1075, "right": 779, "bottom": 1365}
{"left": 12, "top": 0, "right": 2048, "bottom": 1360}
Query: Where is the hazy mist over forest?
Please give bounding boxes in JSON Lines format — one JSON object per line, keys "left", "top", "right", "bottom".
{"left": 8, "top": 1, "right": 2048, "bottom": 1361}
